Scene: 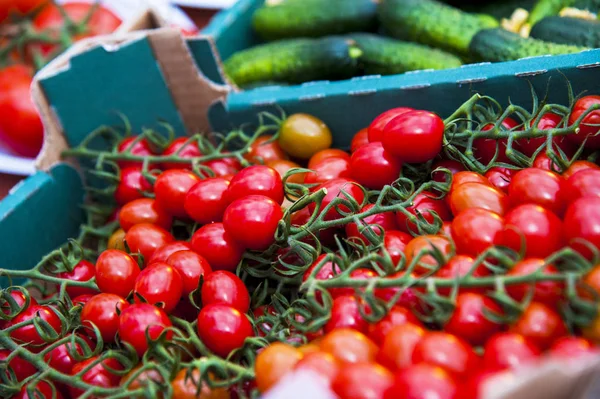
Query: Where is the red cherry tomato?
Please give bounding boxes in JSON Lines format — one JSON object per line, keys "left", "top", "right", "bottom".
{"left": 449, "top": 182, "right": 508, "bottom": 216}
{"left": 0, "top": 65, "right": 43, "bottom": 157}
{"left": 383, "top": 110, "right": 444, "bottom": 163}
{"left": 95, "top": 249, "right": 140, "bottom": 297}
{"left": 549, "top": 336, "right": 598, "bottom": 358}
{"left": 72, "top": 294, "right": 94, "bottom": 307}
{"left": 0, "top": 349, "right": 36, "bottom": 381}
{"left": 484, "top": 167, "right": 515, "bottom": 194}
{"left": 564, "top": 197, "right": 600, "bottom": 259}
{"left": 432, "top": 159, "right": 466, "bottom": 188}
{"left": 161, "top": 137, "right": 203, "bottom": 170}
{"left": 434, "top": 255, "right": 490, "bottom": 296}
{"left": 154, "top": 169, "right": 200, "bottom": 219}
{"left": 376, "top": 323, "right": 425, "bottom": 370}
{"left": 0, "top": 0, "right": 48, "bottom": 23}
{"left": 509, "top": 302, "right": 567, "bottom": 350}
{"left": 506, "top": 259, "right": 564, "bottom": 306}
{"left": 381, "top": 230, "right": 412, "bottom": 266}
{"left": 204, "top": 157, "right": 242, "bottom": 177}
{"left": 501, "top": 204, "right": 564, "bottom": 258}
{"left": 133, "top": 262, "right": 183, "bottom": 312}
{"left": 166, "top": 250, "right": 212, "bottom": 296}
{"left": 350, "top": 128, "right": 370, "bottom": 152}
{"left": 516, "top": 113, "right": 569, "bottom": 157}
{"left": 508, "top": 168, "right": 566, "bottom": 215}
{"left": 57, "top": 260, "right": 97, "bottom": 298}
{"left": 345, "top": 204, "right": 398, "bottom": 244}
{"left": 184, "top": 177, "right": 230, "bottom": 224}
{"left": 119, "top": 198, "right": 172, "bottom": 231}
{"left": 125, "top": 223, "right": 174, "bottom": 263}
{"left": 116, "top": 137, "right": 154, "bottom": 169}
{"left": 532, "top": 152, "right": 560, "bottom": 172}
{"left": 396, "top": 191, "right": 451, "bottom": 233}
{"left": 302, "top": 254, "right": 343, "bottom": 302}
{"left": 472, "top": 118, "right": 519, "bottom": 164}
{"left": 12, "top": 380, "right": 64, "bottom": 399}
{"left": 197, "top": 304, "right": 254, "bottom": 357}
{"left": 332, "top": 362, "right": 394, "bottom": 399}
{"left": 6, "top": 305, "right": 61, "bottom": 348}
{"left": 368, "top": 107, "right": 414, "bottom": 143}
{"left": 309, "top": 178, "right": 365, "bottom": 221}
{"left": 411, "top": 331, "right": 479, "bottom": 379}
{"left": 446, "top": 171, "right": 491, "bottom": 206}
{"left": 44, "top": 334, "right": 93, "bottom": 375}
{"left": 568, "top": 95, "right": 600, "bottom": 149}
{"left": 305, "top": 156, "right": 351, "bottom": 184}
{"left": 308, "top": 149, "right": 350, "bottom": 169}
{"left": 562, "top": 160, "right": 599, "bottom": 179}
{"left": 147, "top": 241, "right": 192, "bottom": 265}
{"left": 482, "top": 333, "right": 541, "bottom": 371}
{"left": 349, "top": 142, "right": 403, "bottom": 190}
{"left": 404, "top": 235, "right": 452, "bottom": 275}
{"left": 69, "top": 356, "right": 123, "bottom": 398}
{"left": 115, "top": 167, "right": 154, "bottom": 206}
{"left": 223, "top": 195, "right": 283, "bottom": 250}
{"left": 385, "top": 363, "right": 458, "bottom": 399}
{"left": 245, "top": 135, "right": 288, "bottom": 164}
{"left": 451, "top": 208, "right": 504, "bottom": 257}
{"left": 118, "top": 303, "right": 173, "bottom": 356}
{"left": 191, "top": 223, "right": 244, "bottom": 271}
{"left": 201, "top": 271, "right": 250, "bottom": 313}
{"left": 227, "top": 165, "right": 284, "bottom": 204}
{"left": 1, "top": 289, "right": 37, "bottom": 323}
{"left": 80, "top": 293, "right": 129, "bottom": 342}
{"left": 564, "top": 169, "right": 600, "bottom": 205}
{"left": 445, "top": 293, "right": 502, "bottom": 346}
{"left": 325, "top": 295, "right": 369, "bottom": 334}
{"left": 368, "top": 306, "right": 422, "bottom": 346}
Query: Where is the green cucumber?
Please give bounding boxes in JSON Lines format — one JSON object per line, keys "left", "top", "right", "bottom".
{"left": 223, "top": 37, "right": 362, "bottom": 88}
{"left": 252, "top": 0, "right": 378, "bottom": 41}
{"left": 349, "top": 33, "right": 463, "bottom": 75}
{"left": 527, "top": 0, "right": 575, "bottom": 27}
{"left": 378, "top": 0, "right": 499, "bottom": 56}
{"left": 469, "top": 27, "right": 587, "bottom": 62}
{"left": 530, "top": 16, "right": 600, "bottom": 47}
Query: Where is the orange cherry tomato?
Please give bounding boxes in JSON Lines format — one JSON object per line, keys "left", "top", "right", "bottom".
{"left": 245, "top": 135, "right": 288, "bottom": 164}
{"left": 404, "top": 235, "right": 452, "bottom": 275}
{"left": 449, "top": 182, "right": 508, "bottom": 216}
{"left": 255, "top": 343, "right": 303, "bottom": 393}
{"left": 319, "top": 328, "right": 377, "bottom": 364}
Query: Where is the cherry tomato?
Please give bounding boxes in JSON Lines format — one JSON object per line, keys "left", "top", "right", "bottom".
{"left": 332, "top": 362, "right": 394, "bottom": 399}
{"left": 147, "top": 241, "right": 192, "bottom": 265}
{"left": 461, "top": 370, "right": 502, "bottom": 399}
{"left": 404, "top": 235, "right": 452, "bottom": 274}
{"left": 368, "top": 107, "right": 414, "bottom": 143}
{"left": 44, "top": 334, "right": 93, "bottom": 375}
{"left": 69, "top": 357, "right": 123, "bottom": 398}
{"left": 320, "top": 328, "right": 378, "bottom": 364}
{"left": 107, "top": 228, "right": 126, "bottom": 251}
{"left": 383, "top": 110, "right": 444, "bottom": 163}
{"left": 516, "top": 113, "right": 568, "bottom": 157}
{"left": 1, "top": 289, "right": 37, "bottom": 324}
{"left": 449, "top": 182, "right": 508, "bottom": 216}
{"left": 509, "top": 302, "right": 567, "bottom": 350}
{"left": 506, "top": 259, "right": 564, "bottom": 306}
{"left": 376, "top": 323, "right": 426, "bottom": 370}
{"left": 482, "top": 333, "right": 541, "bottom": 371}
{"left": 184, "top": 177, "right": 230, "bottom": 224}
{"left": 411, "top": 331, "right": 479, "bottom": 379}
{"left": 568, "top": 95, "right": 600, "bottom": 149}
{"left": 227, "top": 165, "right": 284, "bottom": 204}
{"left": 381, "top": 230, "right": 412, "bottom": 266}
{"left": 246, "top": 135, "right": 288, "bottom": 164}
{"left": 255, "top": 343, "right": 303, "bottom": 393}
{"left": 446, "top": 172, "right": 490, "bottom": 207}
{"left": 125, "top": 223, "right": 174, "bottom": 263}
{"left": 56, "top": 260, "right": 97, "bottom": 298}
{"left": 223, "top": 195, "right": 283, "bottom": 250}
{"left": 368, "top": 306, "right": 422, "bottom": 346}
{"left": 432, "top": 160, "right": 466, "bottom": 188}
{"left": 0, "top": 0, "right": 47, "bottom": 22}
{"left": 302, "top": 254, "right": 344, "bottom": 302}
{"left": 373, "top": 271, "right": 423, "bottom": 310}
{"left": 0, "top": 349, "right": 36, "bottom": 381}
{"left": 350, "top": 128, "right": 370, "bottom": 153}
{"left": 445, "top": 293, "right": 502, "bottom": 346}
{"left": 72, "top": 294, "right": 94, "bottom": 308}
{"left": 484, "top": 167, "right": 514, "bottom": 194}
{"left": 204, "top": 157, "right": 242, "bottom": 178}
{"left": 120, "top": 363, "right": 164, "bottom": 392}
{"left": 309, "top": 178, "right": 365, "bottom": 221}
{"left": 564, "top": 197, "right": 600, "bottom": 259}
{"left": 346, "top": 204, "right": 398, "bottom": 244}
{"left": 397, "top": 191, "right": 451, "bottom": 233}
{"left": 325, "top": 295, "right": 369, "bottom": 334}
{"left": 118, "top": 303, "right": 173, "bottom": 356}
{"left": 385, "top": 363, "right": 458, "bottom": 399}
{"left": 502, "top": 204, "right": 564, "bottom": 258}
{"left": 7, "top": 305, "right": 61, "bottom": 347}
{"left": 279, "top": 114, "right": 332, "bottom": 159}
{"left": 201, "top": 271, "right": 249, "bottom": 313}
{"left": 166, "top": 250, "right": 212, "bottom": 296}
{"left": 81, "top": 293, "right": 128, "bottom": 342}
{"left": 0, "top": 65, "right": 43, "bottom": 157}
{"left": 171, "top": 369, "right": 230, "bottom": 399}
{"left": 12, "top": 380, "right": 63, "bottom": 399}
{"left": 162, "top": 137, "right": 203, "bottom": 170}
{"left": 564, "top": 169, "right": 600, "bottom": 205}
{"left": 583, "top": 309, "right": 600, "bottom": 343}
{"left": 550, "top": 336, "right": 597, "bottom": 358}
{"left": 581, "top": 264, "right": 600, "bottom": 299}
{"left": 154, "top": 170, "right": 200, "bottom": 219}
{"left": 197, "top": 304, "right": 253, "bottom": 357}
{"left": 191, "top": 223, "right": 244, "bottom": 271}
{"left": 472, "top": 118, "right": 519, "bottom": 164}
{"left": 266, "top": 159, "right": 305, "bottom": 184}
{"left": 95, "top": 249, "right": 140, "bottom": 297}
{"left": 451, "top": 208, "right": 504, "bottom": 257}
{"left": 119, "top": 198, "right": 172, "bottom": 231}
{"left": 532, "top": 152, "right": 560, "bottom": 172}
{"left": 562, "top": 160, "right": 599, "bottom": 179}
{"left": 508, "top": 168, "right": 566, "bottom": 215}
{"left": 434, "top": 255, "right": 490, "bottom": 296}
{"left": 115, "top": 167, "right": 154, "bottom": 205}
{"left": 308, "top": 149, "right": 350, "bottom": 169}
{"left": 305, "top": 156, "right": 351, "bottom": 184}
{"left": 116, "top": 137, "right": 154, "bottom": 169}
{"left": 349, "top": 142, "right": 403, "bottom": 190}
{"left": 294, "top": 352, "right": 339, "bottom": 386}
{"left": 133, "top": 263, "right": 183, "bottom": 312}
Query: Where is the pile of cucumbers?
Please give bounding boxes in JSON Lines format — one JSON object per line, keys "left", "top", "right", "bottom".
{"left": 223, "top": 0, "right": 600, "bottom": 89}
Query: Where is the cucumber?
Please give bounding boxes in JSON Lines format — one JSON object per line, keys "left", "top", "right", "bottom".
{"left": 378, "top": 0, "right": 499, "bottom": 56}
{"left": 349, "top": 33, "right": 463, "bottom": 75}
{"left": 223, "top": 37, "right": 362, "bottom": 88}
{"left": 469, "top": 27, "right": 587, "bottom": 62}
{"left": 527, "top": 0, "right": 575, "bottom": 27}
{"left": 530, "top": 16, "right": 600, "bottom": 47}
{"left": 252, "top": 0, "right": 378, "bottom": 41}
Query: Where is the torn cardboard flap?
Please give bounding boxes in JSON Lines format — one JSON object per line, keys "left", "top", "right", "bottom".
{"left": 32, "top": 25, "right": 230, "bottom": 172}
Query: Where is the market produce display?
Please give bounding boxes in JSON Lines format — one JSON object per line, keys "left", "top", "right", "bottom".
{"left": 222, "top": 0, "right": 600, "bottom": 88}
{"left": 3, "top": 85, "right": 600, "bottom": 398}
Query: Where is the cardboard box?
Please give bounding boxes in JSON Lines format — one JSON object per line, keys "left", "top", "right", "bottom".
{"left": 1, "top": 28, "right": 600, "bottom": 398}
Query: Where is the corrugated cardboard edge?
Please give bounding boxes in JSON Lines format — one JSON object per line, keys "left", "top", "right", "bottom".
{"left": 32, "top": 16, "right": 230, "bottom": 171}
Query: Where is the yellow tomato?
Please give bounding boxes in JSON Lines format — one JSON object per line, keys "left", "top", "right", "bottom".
{"left": 278, "top": 114, "right": 332, "bottom": 160}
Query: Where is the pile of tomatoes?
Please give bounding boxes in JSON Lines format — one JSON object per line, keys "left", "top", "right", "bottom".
{"left": 4, "top": 93, "right": 600, "bottom": 399}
